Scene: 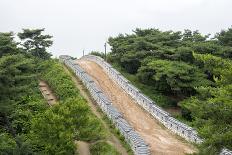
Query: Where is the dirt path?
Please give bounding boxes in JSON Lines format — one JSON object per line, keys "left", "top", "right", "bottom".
{"left": 63, "top": 66, "right": 128, "bottom": 155}
{"left": 75, "top": 141, "right": 91, "bottom": 155}
{"left": 76, "top": 60, "right": 197, "bottom": 155}
{"left": 39, "top": 81, "right": 58, "bottom": 106}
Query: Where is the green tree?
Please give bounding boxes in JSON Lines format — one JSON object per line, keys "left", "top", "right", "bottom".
{"left": 18, "top": 29, "right": 53, "bottom": 60}
{"left": 216, "top": 26, "right": 232, "bottom": 47}
{"left": 173, "top": 47, "right": 194, "bottom": 63}
{"left": 137, "top": 59, "right": 211, "bottom": 96}
{"left": 182, "top": 29, "right": 209, "bottom": 42}
{"left": 181, "top": 85, "right": 232, "bottom": 153}
{"left": 0, "top": 54, "right": 35, "bottom": 136}
{"left": 0, "top": 32, "right": 19, "bottom": 57}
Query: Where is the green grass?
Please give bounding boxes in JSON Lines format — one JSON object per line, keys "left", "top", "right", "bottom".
{"left": 90, "top": 141, "right": 120, "bottom": 155}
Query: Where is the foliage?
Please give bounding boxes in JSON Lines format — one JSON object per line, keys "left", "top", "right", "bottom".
{"left": 0, "top": 133, "right": 16, "bottom": 154}
{"left": 0, "top": 29, "right": 114, "bottom": 155}
{"left": 138, "top": 59, "right": 211, "bottom": 96}
{"left": 18, "top": 29, "right": 53, "bottom": 60}
{"left": 0, "top": 32, "right": 19, "bottom": 57}
{"left": 0, "top": 54, "right": 36, "bottom": 114}
{"left": 39, "top": 60, "right": 80, "bottom": 101}
{"left": 216, "top": 26, "right": 232, "bottom": 47}
{"left": 112, "top": 63, "right": 174, "bottom": 107}
{"left": 90, "top": 51, "right": 105, "bottom": 58}
{"left": 181, "top": 85, "right": 232, "bottom": 152}
{"left": 90, "top": 141, "right": 120, "bottom": 155}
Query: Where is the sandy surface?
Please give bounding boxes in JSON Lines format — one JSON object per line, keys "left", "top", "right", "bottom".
{"left": 39, "top": 81, "right": 57, "bottom": 106}
{"left": 75, "top": 141, "right": 90, "bottom": 155}
{"left": 63, "top": 66, "right": 128, "bottom": 155}
{"left": 76, "top": 60, "right": 197, "bottom": 155}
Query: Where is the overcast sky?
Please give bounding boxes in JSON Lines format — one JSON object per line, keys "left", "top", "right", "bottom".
{"left": 0, "top": 0, "right": 231, "bottom": 58}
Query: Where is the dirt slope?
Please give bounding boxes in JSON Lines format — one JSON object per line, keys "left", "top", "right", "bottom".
{"left": 39, "top": 81, "right": 57, "bottom": 106}
{"left": 76, "top": 59, "right": 197, "bottom": 155}
{"left": 75, "top": 141, "right": 90, "bottom": 155}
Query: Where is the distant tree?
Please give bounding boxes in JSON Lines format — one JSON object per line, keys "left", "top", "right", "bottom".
{"left": 120, "top": 52, "right": 142, "bottom": 74}
{"left": 216, "top": 26, "right": 232, "bottom": 47}
{"left": 89, "top": 51, "right": 105, "bottom": 58}
{"left": 18, "top": 29, "right": 53, "bottom": 60}
{"left": 220, "top": 46, "right": 232, "bottom": 58}
{"left": 191, "top": 41, "right": 221, "bottom": 55}
{"left": 0, "top": 32, "right": 19, "bottom": 57}
{"left": 137, "top": 59, "right": 211, "bottom": 96}
{"left": 182, "top": 29, "right": 209, "bottom": 42}
{"left": 173, "top": 47, "right": 194, "bottom": 63}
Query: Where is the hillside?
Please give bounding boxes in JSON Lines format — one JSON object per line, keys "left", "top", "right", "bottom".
{"left": 0, "top": 29, "right": 127, "bottom": 155}
{"left": 0, "top": 27, "right": 232, "bottom": 155}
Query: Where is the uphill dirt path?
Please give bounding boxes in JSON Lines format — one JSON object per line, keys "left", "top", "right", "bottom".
{"left": 76, "top": 59, "right": 197, "bottom": 155}
{"left": 62, "top": 65, "right": 129, "bottom": 155}
{"left": 39, "top": 80, "right": 58, "bottom": 106}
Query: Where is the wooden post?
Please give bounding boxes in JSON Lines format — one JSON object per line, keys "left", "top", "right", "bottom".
{"left": 104, "top": 42, "right": 107, "bottom": 61}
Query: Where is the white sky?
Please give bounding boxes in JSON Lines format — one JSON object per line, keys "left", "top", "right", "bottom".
{"left": 0, "top": 0, "right": 231, "bottom": 58}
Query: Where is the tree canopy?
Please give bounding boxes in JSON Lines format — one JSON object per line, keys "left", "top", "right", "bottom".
{"left": 18, "top": 29, "right": 53, "bottom": 60}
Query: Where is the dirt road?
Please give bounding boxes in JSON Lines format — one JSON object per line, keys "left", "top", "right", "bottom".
{"left": 77, "top": 59, "right": 196, "bottom": 155}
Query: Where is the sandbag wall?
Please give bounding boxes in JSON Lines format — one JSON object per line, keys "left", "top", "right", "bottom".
{"left": 59, "top": 55, "right": 150, "bottom": 155}
{"left": 220, "top": 149, "right": 232, "bottom": 155}
{"left": 82, "top": 55, "right": 203, "bottom": 143}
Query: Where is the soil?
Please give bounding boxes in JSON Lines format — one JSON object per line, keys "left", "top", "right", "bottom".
{"left": 76, "top": 59, "right": 197, "bottom": 155}
{"left": 75, "top": 141, "right": 91, "bottom": 155}
{"left": 39, "top": 81, "right": 57, "bottom": 106}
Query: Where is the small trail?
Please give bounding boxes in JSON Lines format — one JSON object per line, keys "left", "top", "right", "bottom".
{"left": 75, "top": 141, "right": 91, "bottom": 155}
{"left": 63, "top": 65, "right": 128, "bottom": 155}
{"left": 39, "top": 81, "right": 58, "bottom": 106}
{"left": 77, "top": 59, "right": 197, "bottom": 155}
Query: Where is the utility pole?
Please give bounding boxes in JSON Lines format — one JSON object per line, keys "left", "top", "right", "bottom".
{"left": 104, "top": 42, "right": 107, "bottom": 61}
{"left": 83, "top": 49, "right": 85, "bottom": 56}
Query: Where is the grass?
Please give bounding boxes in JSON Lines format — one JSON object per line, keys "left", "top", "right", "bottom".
{"left": 90, "top": 141, "right": 120, "bottom": 155}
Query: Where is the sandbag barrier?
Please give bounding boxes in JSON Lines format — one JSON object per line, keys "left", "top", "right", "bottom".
{"left": 81, "top": 55, "right": 201, "bottom": 143}
{"left": 220, "top": 149, "right": 232, "bottom": 155}
{"left": 81, "top": 55, "right": 232, "bottom": 155}
{"left": 59, "top": 55, "right": 150, "bottom": 155}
